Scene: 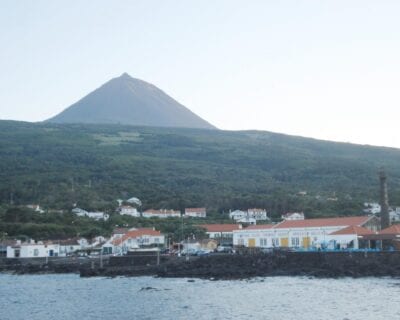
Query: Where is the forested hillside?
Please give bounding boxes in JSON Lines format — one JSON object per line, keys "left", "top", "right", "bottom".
{"left": 1, "top": 120, "right": 400, "bottom": 218}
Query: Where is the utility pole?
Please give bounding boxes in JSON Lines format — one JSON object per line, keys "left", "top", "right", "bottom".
{"left": 379, "top": 169, "right": 390, "bottom": 230}
{"left": 180, "top": 214, "right": 184, "bottom": 256}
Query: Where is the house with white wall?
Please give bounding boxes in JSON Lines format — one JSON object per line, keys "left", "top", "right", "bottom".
{"left": 72, "top": 208, "right": 109, "bottom": 220}
{"left": 102, "top": 228, "right": 165, "bottom": 255}
{"left": 236, "top": 217, "right": 257, "bottom": 225}
{"left": 185, "top": 208, "right": 207, "bottom": 218}
{"left": 325, "top": 225, "right": 374, "bottom": 250}
{"left": 7, "top": 240, "right": 60, "bottom": 258}
{"left": 363, "top": 202, "right": 381, "bottom": 215}
{"left": 57, "top": 238, "right": 87, "bottom": 256}
{"left": 233, "top": 216, "right": 379, "bottom": 250}
{"left": 142, "top": 209, "right": 181, "bottom": 218}
{"left": 281, "top": 212, "right": 305, "bottom": 220}
{"left": 229, "top": 210, "right": 247, "bottom": 221}
{"left": 200, "top": 224, "right": 242, "bottom": 240}
{"left": 247, "top": 208, "right": 269, "bottom": 221}
{"left": 118, "top": 206, "right": 140, "bottom": 217}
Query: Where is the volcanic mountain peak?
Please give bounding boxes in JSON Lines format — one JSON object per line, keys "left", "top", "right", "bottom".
{"left": 47, "top": 73, "right": 216, "bottom": 129}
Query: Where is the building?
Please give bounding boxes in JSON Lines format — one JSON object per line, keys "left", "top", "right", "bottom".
{"left": 281, "top": 212, "right": 305, "bottom": 221}
{"left": 363, "top": 202, "right": 381, "bottom": 215}
{"left": 229, "top": 210, "right": 247, "bottom": 221}
{"left": 234, "top": 224, "right": 274, "bottom": 247}
{"left": 0, "top": 240, "right": 17, "bottom": 257}
{"left": 247, "top": 208, "right": 269, "bottom": 221}
{"left": 103, "top": 228, "right": 165, "bottom": 255}
{"left": 7, "top": 240, "right": 60, "bottom": 258}
{"left": 182, "top": 239, "right": 218, "bottom": 253}
{"left": 200, "top": 224, "right": 243, "bottom": 243}
{"left": 325, "top": 226, "right": 375, "bottom": 250}
{"left": 233, "top": 216, "right": 380, "bottom": 250}
{"left": 110, "top": 227, "right": 130, "bottom": 242}
{"left": 118, "top": 206, "right": 140, "bottom": 217}
{"left": 185, "top": 208, "right": 207, "bottom": 218}
{"left": 230, "top": 209, "right": 269, "bottom": 222}
{"left": 57, "top": 238, "right": 87, "bottom": 256}
{"left": 236, "top": 217, "right": 257, "bottom": 225}
{"left": 360, "top": 224, "right": 400, "bottom": 250}
{"left": 72, "top": 208, "right": 109, "bottom": 220}
{"left": 389, "top": 208, "right": 400, "bottom": 222}
{"left": 142, "top": 209, "right": 181, "bottom": 218}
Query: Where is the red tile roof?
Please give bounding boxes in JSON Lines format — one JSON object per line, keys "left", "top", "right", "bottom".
{"left": 274, "top": 216, "right": 372, "bottom": 229}
{"left": 112, "top": 228, "right": 162, "bottom": 246}
{"left": 245, "top": 224, "right": 274, "bottom": 230}
{"left": 112, "top": 228, "right": 130, "bottom": 235}
{"left": 200, "top": 224, "right": 241, "bottom": 232}
{"left": 380, "top": 224, "right": 400, "bottom": 235}
{"left": 330, "top": 225, "right": 375, "bottom": 236}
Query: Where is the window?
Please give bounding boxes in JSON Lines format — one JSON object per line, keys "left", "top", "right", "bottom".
{"left": 260, "top": 238, "right": 268, "bottom": 247}
{"left": 33, "top": 249, "right": 39, "bottom": 257}
{"left": 291, "top": 237, "right": 300, "bottom": 247}
{"left": 155, "top": 238, "right": 159, "bottom": 243}
{"left": 272, "top": 238, "right": 279, "bottom": 247}
{"left": 238, "top": 239, "right": 245, "bottom": 246}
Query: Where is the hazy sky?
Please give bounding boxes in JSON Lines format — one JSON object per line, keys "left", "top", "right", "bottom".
{"left": 1, "top": 1, "right": 400, "bottom": 147}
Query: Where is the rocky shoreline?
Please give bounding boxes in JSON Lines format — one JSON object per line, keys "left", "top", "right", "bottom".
{"left": 81, "top": 251, "right": 400, "bottom": 279}
{"left": 3, "top": 251, "right": 400, "bottom": 280}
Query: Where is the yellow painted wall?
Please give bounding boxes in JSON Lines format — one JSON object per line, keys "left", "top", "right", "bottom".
{"left": 303, "top": 237, "right": 310, "bottom": 248}
{"left": 281, "top": 237, "right": 289, "bottom": 247}
{"left": 248, "top": 238, "right": 256, "bottom": 247}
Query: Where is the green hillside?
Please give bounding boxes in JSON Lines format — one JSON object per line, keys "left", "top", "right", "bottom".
{"left": 1, "top": 120, "right": 400, "bottom": 218}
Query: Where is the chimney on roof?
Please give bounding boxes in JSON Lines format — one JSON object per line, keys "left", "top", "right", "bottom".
{"left": 379, "top": 169, "right": 390, "bottom": 230}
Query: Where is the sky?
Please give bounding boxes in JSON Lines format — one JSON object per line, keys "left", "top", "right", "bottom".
{"left": 1, "top": 1, "right": 400, "bottom": 148}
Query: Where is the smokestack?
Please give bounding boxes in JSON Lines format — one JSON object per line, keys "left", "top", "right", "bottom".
{"left": 379, "top": 169, "right": 390, "bottom": 230}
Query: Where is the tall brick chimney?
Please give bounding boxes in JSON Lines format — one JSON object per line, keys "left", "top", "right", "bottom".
{"left": 379, "top": 169, "right": 390, "bottom": 230}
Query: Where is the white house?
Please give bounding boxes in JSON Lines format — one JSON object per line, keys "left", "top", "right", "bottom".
{"left": 72, "top": 208, "right": 109, "bottom": 220}
{"left": 103, "top": 228, "right": 165, "bottom": 255}
{"left": 229, "top": 210, "right": 247, "bottom": 221}
{"left": 7, "top": 240, "right": 60, "bottom": 258}
{"left": 72, "top": 207, "right": 88, "bottom": 217}
{"left": 142, "top": 209, "right": 181, "bottom": 218}
{"left": 57, "top": 238, "right": 86, "bottom": 256}
{"left": 363, "top": 202, "right": 381, "bottom": 215}
{"left": 325, "top": 225, "right": 375, "bottom": 250}
{"left": 247, "top": 208, "right": 269, "bottom": 221}
{"left": 185, "top": 208, "right": 207, "bottom": 218}
{"left": 389, "top": 207, "right": 400, "bottom": 222}
{"left": 236, "top": 217, "right": 257, "bottom": 225}
{"left": 233, "top": 216, "right": 380, "bottom": 250}
{"left": 118, "top": 206, "right": 140, "bottom": 217}
{"left": 230, "top": 209, "right": 269, "bottom": 222}
{"left": 200, "top": 224, "right": 243, "bottom": 239}
{"left": 281, "top": 212, "right": 305, "bottom": 221}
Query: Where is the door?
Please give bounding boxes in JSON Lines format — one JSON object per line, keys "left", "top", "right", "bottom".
{"left": 302, "top": 237, "right": 310, "bottom": 248}
{"left": 281, "top": 238, "right": 289, "bottom": 247}
{"left": 248, "top": 238, "right": 256, "bottom": 247}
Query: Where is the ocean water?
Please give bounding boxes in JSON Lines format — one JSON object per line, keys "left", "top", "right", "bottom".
{"left": 0, "top": 274, "right": 399, "bottom": 320}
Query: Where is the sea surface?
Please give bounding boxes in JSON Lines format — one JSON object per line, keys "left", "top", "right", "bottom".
{"left": 0, "top": 274, "right": 399, "bottom": 320}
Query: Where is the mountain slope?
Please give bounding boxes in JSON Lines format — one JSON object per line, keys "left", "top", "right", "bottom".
{"left": 47, "top": 73, "right": 216, "bottom": 129}
{"left": 1, "top": 121, "right": 400, "bottom": 216}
